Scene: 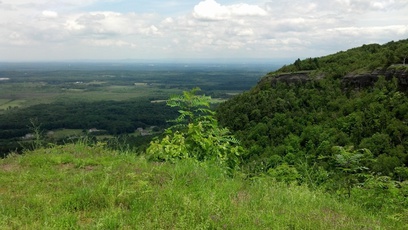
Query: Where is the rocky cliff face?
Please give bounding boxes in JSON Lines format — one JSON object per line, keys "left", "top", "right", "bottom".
{"left": 262, "top": 65, "right": 408, "bottom": 90}
{"left": 260, "top": 71, "right": 316, "bottom": 87}
{"left": 342, "top": 65, "right": 408, "bottom": 89}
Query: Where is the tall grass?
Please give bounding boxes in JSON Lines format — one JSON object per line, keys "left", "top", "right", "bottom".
{"left": 0, "top": 143, "right": 406, "bottom": 229}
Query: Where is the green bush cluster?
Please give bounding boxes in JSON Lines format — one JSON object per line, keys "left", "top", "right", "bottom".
{"left": 146, "top": 88, "right": 243, "bottom": 171}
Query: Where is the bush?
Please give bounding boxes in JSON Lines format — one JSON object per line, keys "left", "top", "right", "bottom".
{"left": 146, "top": 88, "right": 244, "bottom": 170}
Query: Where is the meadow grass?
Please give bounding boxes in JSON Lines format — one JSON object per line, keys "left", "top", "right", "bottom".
{"left": 0, "top": 143, "right": 406, "bottom": 229}
{"left": 0, "top": 99, "right": 11, "bottom": 106}
{"left": 0, "top": 99, "right": 27, "bottom": 112}
{"left": 50, "top": 129, "right": 84, "bottom": 139}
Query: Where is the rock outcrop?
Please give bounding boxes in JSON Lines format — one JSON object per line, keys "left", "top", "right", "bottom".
{"left": 343, "top": 65, "right": 408, "bottom": 89}
{"left": 263, "top": 65, "right": 408, "bottom": 90}
{"left": 260, "top": 71, "right": 316, "bottom": 87}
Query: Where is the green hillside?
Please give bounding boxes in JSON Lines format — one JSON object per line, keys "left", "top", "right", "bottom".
{"left": 218, "top": 39, "right": 408, "bottom": 176}
{"left": 1, "top": 143, "right": 406, "bottom": 229}
{"left": 216, "top": 39, "right": 408, "bottom": 220}
{"left": 275, "top": 39, "right": 408, "bottom": 75}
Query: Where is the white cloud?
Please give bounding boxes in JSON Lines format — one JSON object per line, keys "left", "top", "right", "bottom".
{"left": 8, "top": 32, "right": 29, "bottom": 45}
{"left": 226, "top": 28, "right": 254, "bottom": 36}
{"left": 326, "top": 25, "right": 408, "bottom": 38}
{"left": 162, "top": 17, "right": 174, "bottom": 24}
{"left": 230, "top": 3, "right": 268, "bottom": 17}
{"left": 193, "top": 0, "right": 267, "bottom": 20}
{"left": 65, "top": 18, "right": 85, "bottom": 31}
{"left": 335, "top": 0, "right": 408, "bottom": 12}
{"left": 193, "top": 0, "right": 228, "bottom": 20}
{"left": 0, "top": 0, "right": 407, "bottom": 61}
{"left": 41, "top": 10, "right": 58, "bottom": 18}
{"left": 84, "top": 38, "right": 137, "bottom": 48}
{"left": 61, "top": 11, "right": 162, "bottom": 39}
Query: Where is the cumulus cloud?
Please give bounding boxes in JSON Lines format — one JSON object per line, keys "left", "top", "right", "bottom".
{"left": 326, "top": 25, "right": 408, "bottom": 38}
{"left": 69, "top": 11, "right": 162, "bottom": 37}
{"left": 0, "top": 0, "right": 407, "bottom": 60}
{"left": 193, "top": 0, "right": 267, "bottom": 20}
{"left": 41, "top": 10, "right": 58, "bottom": 18}
{"left": 335, "top": 0, "right": 408, "bottom": 12}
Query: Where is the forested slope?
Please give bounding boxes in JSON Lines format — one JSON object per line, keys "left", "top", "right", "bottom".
{"left": 275, "top": 39, "right": 408, "bottom": 75}
{"left": 217, "top": 39, "right": 408, "bottom": 198}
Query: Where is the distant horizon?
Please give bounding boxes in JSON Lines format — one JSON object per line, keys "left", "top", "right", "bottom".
{"left": 0, "top": 57, "right": 293, "bottom": 65}
{"left": 0, "top": 58, "right": 285, "bottom": 72}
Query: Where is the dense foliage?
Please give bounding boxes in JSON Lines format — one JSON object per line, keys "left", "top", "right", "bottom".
{"left": 0, "top": 99, "right": 178, "bottom": 155}
{"left": 146, "top": 88, "right": 243, "bottom": 170}
{"left": 218, "top": 76, "right": 408, "bottom": 176}
{"left": 0, "top": 99, "right": 177, "bottom": 137}
{"left": 276, "top": 39, "right": 408, "bottom": 75}
{"left": 217, "top": 40, "right": 408, "bottom": 212}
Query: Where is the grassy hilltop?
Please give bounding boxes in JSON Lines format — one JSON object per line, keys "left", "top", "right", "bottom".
{"left": 1, "top": 142, "right": 406, "bottom": 229}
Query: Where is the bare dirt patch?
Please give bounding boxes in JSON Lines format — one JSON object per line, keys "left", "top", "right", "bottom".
{"left": 84, "top": 165, "right": 96, "bottom": 171}
{"left": 231, "top": 190, "right": 251, "bottom": 206}
{"left": 0, "top": 163, "right": 19, "bottom": 172}
{"left": 57, "top": 163, "right": 75, "bottom": 171}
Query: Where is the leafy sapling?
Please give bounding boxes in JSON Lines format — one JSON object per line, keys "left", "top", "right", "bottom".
{"left": 146, "top": 88, "right": 244, "bottom": 170}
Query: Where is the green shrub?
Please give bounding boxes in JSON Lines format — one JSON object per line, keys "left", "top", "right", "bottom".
{"left": 267, "top": 163, "right": 300, "bottom": 183}
{"left": 146, "top": 88, "right": 244, "bottom": 170}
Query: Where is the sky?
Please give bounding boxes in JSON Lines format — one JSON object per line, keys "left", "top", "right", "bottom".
{"left": 0, "top": 0, "right": 407, "bottom": 62}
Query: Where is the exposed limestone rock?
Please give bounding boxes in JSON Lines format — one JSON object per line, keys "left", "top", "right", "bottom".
{"left": 263, "top": 65, "right": 408, "bottom": 90}
{"left": 343, "top": 65, "right": 408, "bottom": 89}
